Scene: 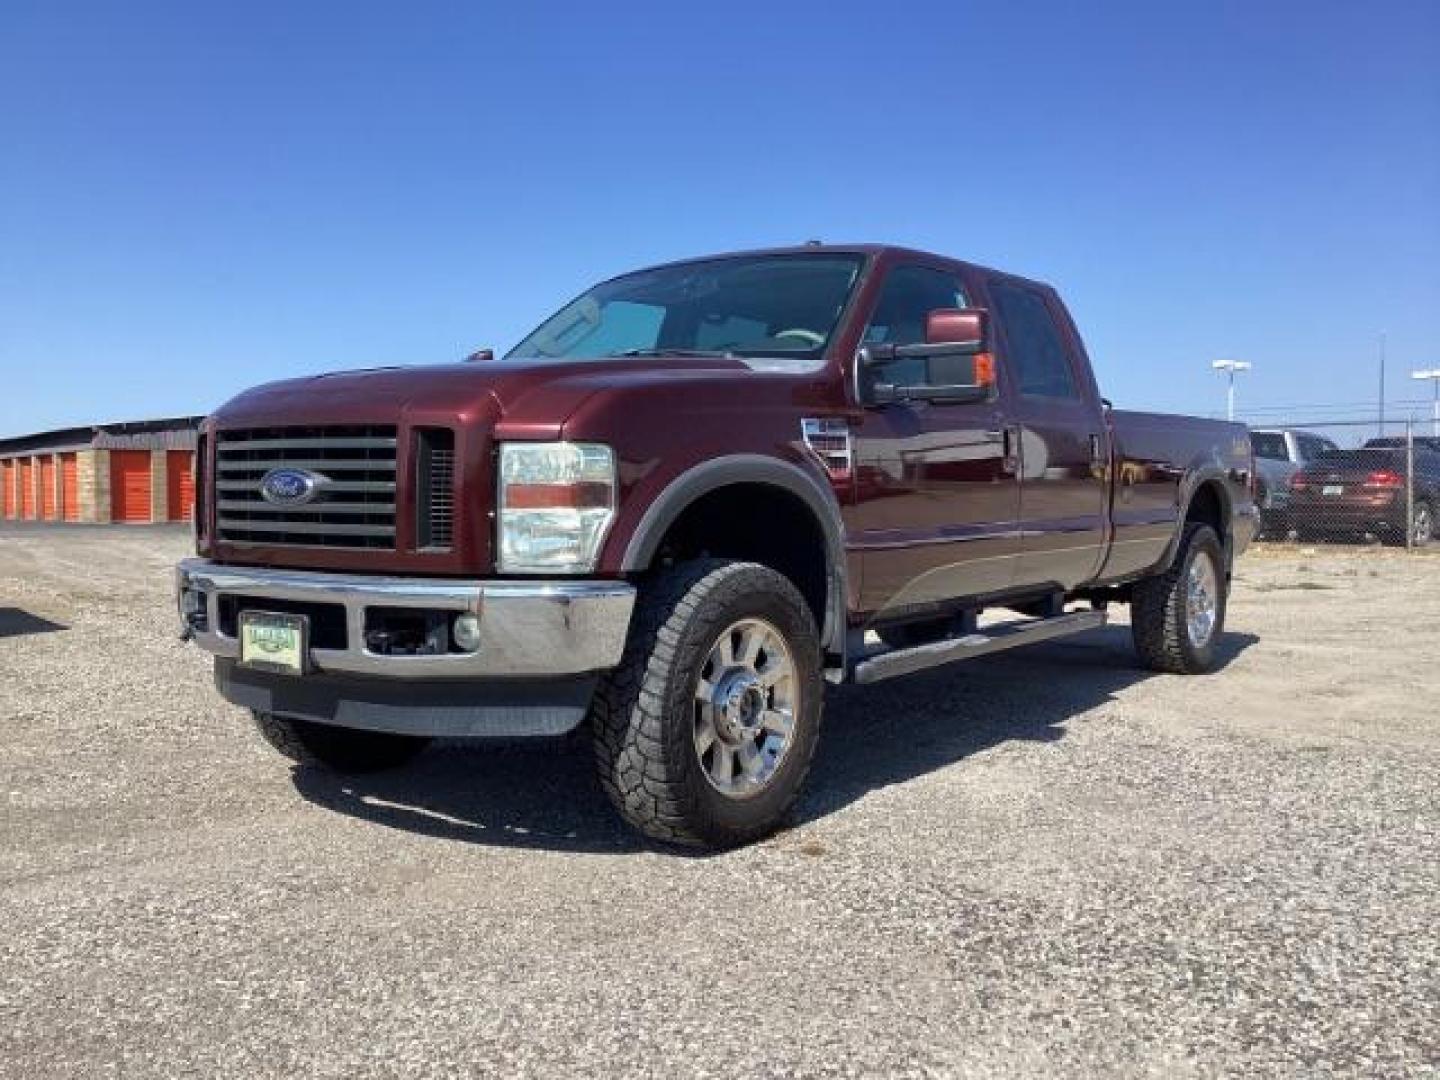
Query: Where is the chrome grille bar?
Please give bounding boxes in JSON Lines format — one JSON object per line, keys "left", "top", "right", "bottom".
{"left": 217, "top": 436, "right": 396, "bottom": 453}
{"left": 217, "top": 459, "right": 397, "bottom": 473}
{"left": 216, "top": 519, "right": 395, "bottom": 537}
{"left": 216, "top": 500, "right": 395, "bottom": 514}
{"left": 215, "top": 479, "right": 395, "bottom": 493}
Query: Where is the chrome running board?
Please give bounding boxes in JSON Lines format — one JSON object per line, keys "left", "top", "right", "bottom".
{"left": 852, "top": 610, "right": 1107, "bottom": 685}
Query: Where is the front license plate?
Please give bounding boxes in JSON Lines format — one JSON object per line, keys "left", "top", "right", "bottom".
{"left": 239, "top": 611, "right": 308, "bottom": 675}
{"left": 1322, "top": 484, "right": 1344, "bottom": 496}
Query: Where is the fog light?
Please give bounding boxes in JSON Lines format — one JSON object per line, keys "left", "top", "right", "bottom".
{"left": 452, "top": 613, "right": 482, "bottom": 652}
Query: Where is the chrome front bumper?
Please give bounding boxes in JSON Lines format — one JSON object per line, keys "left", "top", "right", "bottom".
{"left": 175, "top": 558, "right": 636, "bottom": 680}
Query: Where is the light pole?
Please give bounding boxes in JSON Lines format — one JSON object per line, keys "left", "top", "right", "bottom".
{"left": 1379, "top": 331, "right": 1387, "bottom": 436}
{"left": 1212, "top": 359, "right": 1251, "bottom": 422}
{"left": 1414, "top": 369, "right": 1440, "bottom": 437}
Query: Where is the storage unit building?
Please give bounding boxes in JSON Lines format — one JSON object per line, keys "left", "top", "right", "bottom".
{"left": 0, "top": 417, "right": 202, "bottom": 524}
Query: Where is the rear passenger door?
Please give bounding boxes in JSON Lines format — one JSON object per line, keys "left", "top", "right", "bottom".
{"left": 985, "top": 277, "right": 1109, "bottom": 592}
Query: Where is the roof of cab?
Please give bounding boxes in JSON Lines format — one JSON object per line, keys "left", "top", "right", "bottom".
{"left": 626, "top": 244, "right": 1051, "bottom": 292}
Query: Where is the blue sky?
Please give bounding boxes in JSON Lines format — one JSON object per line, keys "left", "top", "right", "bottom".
{"left": 2, "top": 0, "right": 1437, "bottom": 436}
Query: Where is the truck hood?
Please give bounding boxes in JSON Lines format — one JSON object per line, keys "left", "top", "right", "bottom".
{"left": 210, "top": 356, "right": 752, "bottom": 435}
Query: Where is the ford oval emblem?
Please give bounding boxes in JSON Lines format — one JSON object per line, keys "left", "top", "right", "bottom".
{"left": 259, "top": 468, "right": 322, "bottom": 506}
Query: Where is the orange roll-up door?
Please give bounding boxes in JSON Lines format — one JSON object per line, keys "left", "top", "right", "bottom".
{"left": 1, "top": 460, "right": 13, "bottom": 518}
{"left": 20, "top": 460, "right": 35, "bottom": 518}
{"left": 61, "top": 453, "right": 79, "bottom": 521}
{"left": 39, "top": 457, "right": 57, "bottom": 520}
{"left": 166, "top": 450, "right": 194, "bottom": 521}
{"left": 110, "top": 450, "right": 152, "bottom": 523}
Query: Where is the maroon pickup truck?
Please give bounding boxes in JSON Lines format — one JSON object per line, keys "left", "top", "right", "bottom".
{"left": 176, "top": 245, "right": 1257, "bottom": 847}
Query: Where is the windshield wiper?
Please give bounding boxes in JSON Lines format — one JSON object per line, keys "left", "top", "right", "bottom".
{"left": 608, "top": 348, "right": 737, "bottom": 359}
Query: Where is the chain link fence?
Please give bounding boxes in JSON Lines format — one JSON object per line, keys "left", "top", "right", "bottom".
{"left": 1246, "top": 417, "right": 1438, "bottom": 551}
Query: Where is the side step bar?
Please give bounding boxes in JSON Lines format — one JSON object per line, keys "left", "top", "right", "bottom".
{"left": 852, "top": 610, "right": 1108, "bottom": 685}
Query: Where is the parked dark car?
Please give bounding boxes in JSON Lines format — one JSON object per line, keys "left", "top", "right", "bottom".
{"left": 1363, "top": 435, "right": 1440, "bottom": 453}
{"left": 1289, "top": 447, "right": 1439, "bottom": 546}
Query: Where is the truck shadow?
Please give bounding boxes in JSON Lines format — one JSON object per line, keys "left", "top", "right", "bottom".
{"left": 291, "top": 627, "right": 1257, "bottom": 855}
{"left": 0, "top": 608, "right": 68, "bottom": 639}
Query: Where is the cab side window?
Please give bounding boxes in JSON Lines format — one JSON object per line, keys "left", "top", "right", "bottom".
{"left": 862, "top": 266, "right": 967, "bottom": 387}
{"left": 989, "top": 280, "right": 1079, "bottom": 400}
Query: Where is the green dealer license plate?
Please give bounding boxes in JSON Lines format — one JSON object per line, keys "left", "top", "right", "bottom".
{"left": 239, "top": 611, "right": 309, "bottom": 675}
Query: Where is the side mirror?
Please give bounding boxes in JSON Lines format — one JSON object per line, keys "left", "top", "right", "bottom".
{"left": 464, "top": 348, "right": 495, "bottom": 363}
{"left": 857, "top": 308, "right": 996, "bottom": 405}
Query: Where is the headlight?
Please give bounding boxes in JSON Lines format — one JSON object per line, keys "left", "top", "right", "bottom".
{"left": 497, "top": 442, "right": 616, "bottom": 573}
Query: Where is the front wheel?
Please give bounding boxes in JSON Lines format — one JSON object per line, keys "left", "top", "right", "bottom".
{"left": 590, "top": 559, "right": 823, "bottom": 849}
{"left": 1131, "top": 523, "right": 1228, "bottom": 674}
{"left": 252, "top": 712, "right": 431, "bottom": 773}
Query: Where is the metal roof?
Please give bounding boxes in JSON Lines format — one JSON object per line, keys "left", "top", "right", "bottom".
{"left": 0, "top": 416, "right": 203, "bottom": 457}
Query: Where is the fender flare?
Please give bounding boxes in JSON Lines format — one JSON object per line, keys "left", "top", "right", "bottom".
{"left": 619, "top": 454, "right": 849, "bottom": 659}
{"left": 1163, "top": 466, "right": 1235, "bottom": 572}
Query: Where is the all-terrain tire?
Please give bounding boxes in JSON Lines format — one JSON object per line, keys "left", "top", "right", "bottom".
{"left": 590, "top": 559, "right": 823, "bottom": 848}
{"left": 252, "top": 712, "right": 431, "bottom": 773}
{"left": 1131, "top": 523, "right": 1227, "bottom": 674}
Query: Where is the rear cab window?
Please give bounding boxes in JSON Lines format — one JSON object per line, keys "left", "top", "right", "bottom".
{"left": 988, "top": 279, "right": 1082, "bottom": 401}
{"left": 1251, "top": 433, "right": 1290, "bottom": 461}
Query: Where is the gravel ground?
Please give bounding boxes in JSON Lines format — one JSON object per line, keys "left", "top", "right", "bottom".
{"left": 1, "top": 524, "right": 1437, "bottom": 1078}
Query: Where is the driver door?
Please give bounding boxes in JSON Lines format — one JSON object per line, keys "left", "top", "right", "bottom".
{"left": 846, "top": 264, "right": 1020, "bottom": 619}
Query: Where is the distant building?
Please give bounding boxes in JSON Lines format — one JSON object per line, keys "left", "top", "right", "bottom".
{"left": 0, "top": 417, "right": 202, "bottom": 524}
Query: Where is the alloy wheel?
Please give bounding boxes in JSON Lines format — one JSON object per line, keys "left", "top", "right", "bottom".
{"left": 1414, "top": 505, "right": 1434, "bottom": 547}
{"left": 1185, "top": 553, "right": 1219, "bottom": 649}
{"left": 693, "top": 618, "right": 798, "bottom": 798}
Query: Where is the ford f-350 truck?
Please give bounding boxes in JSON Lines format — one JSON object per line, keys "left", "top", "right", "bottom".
{"left": 176, "top": 245, "right": 1257, "bottom": 847}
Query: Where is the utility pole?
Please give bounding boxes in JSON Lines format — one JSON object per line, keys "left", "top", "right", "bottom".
{"left": 1414, "top": 369, "right": 1440, "bottom": 437}
{"left": 1212, "top": 359, "right": 1251, "bottom": 422}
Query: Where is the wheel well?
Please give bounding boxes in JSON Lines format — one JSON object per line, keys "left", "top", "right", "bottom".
{"left": 1185, "top": 480, "right": 1226, "bottom": 541}
{"left": 647, "top": 483, "right": 829, "bottom": 632}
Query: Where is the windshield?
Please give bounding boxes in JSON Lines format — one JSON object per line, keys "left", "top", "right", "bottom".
{"left": 506, "top": 254, "right": 864, "bottom": 364}
{"left": 1250, "top": 432, "right": 1289, "bottom": 461}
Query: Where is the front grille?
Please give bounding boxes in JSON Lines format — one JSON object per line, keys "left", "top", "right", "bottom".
{"left": 215, "top": 426, "right": 397, "bottom": 549}
{"left": 415, "top": 428, "right": 455, "bottom": 549}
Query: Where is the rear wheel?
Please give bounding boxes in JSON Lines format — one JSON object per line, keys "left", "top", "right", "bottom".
{"left": 1131, "top": 523, "right": 1227, "bottom": 674}
{"left": 1411, "top": 502, "right": 1434, "bottom": 548}
{"left": 251, "top": 712, "right": 431, "bottom": 773}
{"left": 590, "top": 559, "right": 823, "bottom": 848}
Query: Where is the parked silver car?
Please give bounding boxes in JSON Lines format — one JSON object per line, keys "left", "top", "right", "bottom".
{"left": 1250, "top": 429, "right": 1339, "bottom": 537}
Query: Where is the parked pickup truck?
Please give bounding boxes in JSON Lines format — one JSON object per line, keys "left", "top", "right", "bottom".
{"left": 176, "top": 245, "right": 1257, "bottom": 847}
